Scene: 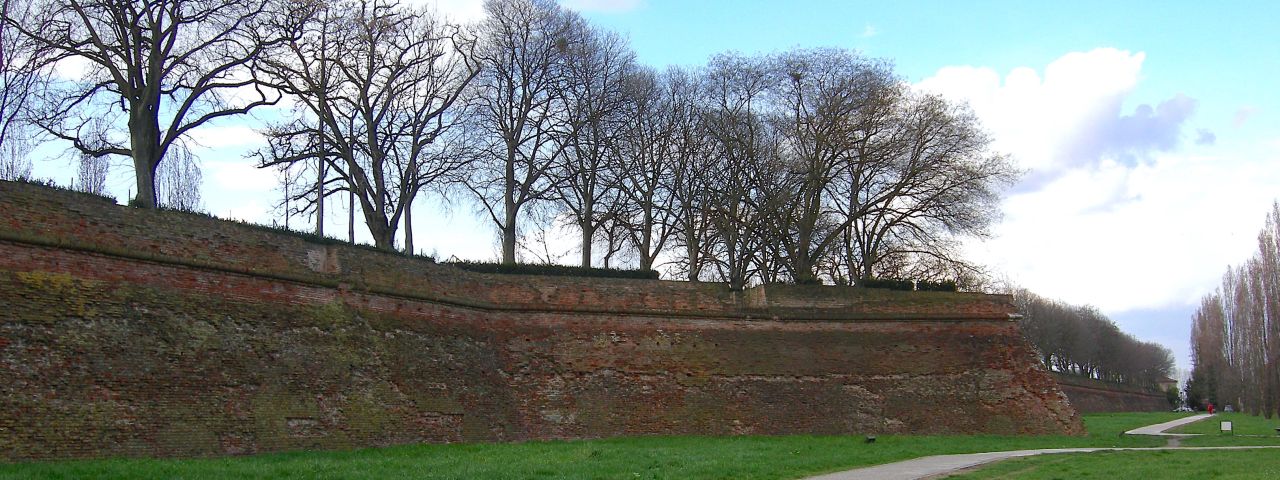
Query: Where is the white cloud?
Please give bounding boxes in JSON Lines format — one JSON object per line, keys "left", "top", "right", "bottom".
{"left": 51, "top": 56, "right": 93, "bottom": 80}
{"left": 861, "top": 24, "right": 878, "bottom": 38}
{"left": 917, "top": 48, "right": 1150, "bottom": 178}
{"left": 970, "top": 152, "right": 1280, "bottom": 314}
{"left": 1233, "top": 105, "right": 1258, "bottom": 128}
{"left": 559, "top": 0, "right": 644, "bottom": 13}
{"left": 185, "top": 125, "right": 264, "bottom": 149}
{"left": 204, "top": 159, "right": 277, "bottom": 193}
{"left": 923, "top": 48, "right": 1278, "bottom": 326}
{"left": 413, "top": 0, "right": 487, "bottom": 23}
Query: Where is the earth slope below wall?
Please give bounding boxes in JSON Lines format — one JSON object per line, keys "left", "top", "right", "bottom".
{"left": 0, "top": 181, "right": 1082, "bottom": 461}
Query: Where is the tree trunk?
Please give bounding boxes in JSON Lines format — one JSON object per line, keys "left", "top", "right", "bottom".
{"left": 404, "top": 198, "right": 414, "bottom": 254}
{"left": 502, "top": 207, "right": 517, "bottom": 265}
{"left": 369, "top": 220, "right": 394, "bottom": 251}
{"left": 315, "top": 146, "right": 325, "bottom": 236}
{"left": 685, "top": 223, "right": 700, "bottom": 282}
{"left": 128, "top": 107, "right": 161, "bottom": 208}
{"left": 580, "top": 222, "right": 594, "bottom": 268}
{"left": 793, "top": 257, "right": 818, "bottom": 284}
{"left": 502, "top": 144, "right": 518, "bottom": 265}
{"left": 639, "top": 208, "right": 654, "bottom": 271}
{"left": 348, "top": 189, "right": 355, "bottom": 244}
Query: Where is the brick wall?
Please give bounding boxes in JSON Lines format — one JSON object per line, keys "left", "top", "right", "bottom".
{"left": 1053, "top": 373, "right": 1172, "bottom": 413}
{"left": 0, "top": 181, "right": 1083, "bottom": 461}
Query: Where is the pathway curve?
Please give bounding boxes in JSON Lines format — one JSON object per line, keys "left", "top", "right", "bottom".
{"left": 1123, "top": 413, "right": 1211, "bottom": 435}
{"left": 802, "top": 413, "right": 1280, "bottom": 480}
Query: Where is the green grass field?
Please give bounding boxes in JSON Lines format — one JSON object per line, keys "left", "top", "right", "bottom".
{"left": 1173, "top": 412, "right": 1280, "bottom": 447}
{"left": 944, "top": 412, "right": 1280, "bottom": 478}
{"left": 0, "top": 413, "right": 1197, "bottom": 480}
{"left": 943, "top": 449, "right": 1280, "bottom": 479}
{"left": 1171, "top": 411, "right": 1280, "bottom": 436}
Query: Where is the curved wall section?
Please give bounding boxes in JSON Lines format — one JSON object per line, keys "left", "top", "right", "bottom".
{"left": 0, "top": 181, "right": 1082, "bottom": 460}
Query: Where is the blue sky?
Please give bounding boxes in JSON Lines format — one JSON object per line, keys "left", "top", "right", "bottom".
{"left": 550, "top": 0, "right": 1280, "bottom": 375}
{"left": 28, "top": 0, "right": 1280, "bottom": 373}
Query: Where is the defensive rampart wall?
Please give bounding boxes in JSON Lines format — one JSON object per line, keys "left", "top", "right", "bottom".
{"left": 1054, "top": 373, "right": 1171, "bottom": 413}
{"left": 0, "top": 181, "right": 1082, "bottom": 461}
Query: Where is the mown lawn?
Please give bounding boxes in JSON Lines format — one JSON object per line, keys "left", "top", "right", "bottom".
{"left": 1173, "top": 412, "right": 1280, "bottom": 447}
{"left": 943, "top": 449, "right": 1280, "bottom": 479}
{"left": 0, "top": 413, "right": 1187, "bottom": 480}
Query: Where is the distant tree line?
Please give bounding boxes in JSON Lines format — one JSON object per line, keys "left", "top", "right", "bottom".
{"left": 1188, "top": 203, "right": 1280, "bottom": 417}
{"left": 1015, "top": 289, "right": 1174, "bottom": 389}
{"left": 1, "top": 0, "right": 1017, "bottom": 286}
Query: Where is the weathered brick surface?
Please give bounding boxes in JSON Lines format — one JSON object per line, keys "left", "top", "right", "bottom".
{"left": 0, "top": 181, "right": 1083, "bottom": 461}
{"left": 1053, "top": 373, "right": 1171, "bottom": 413}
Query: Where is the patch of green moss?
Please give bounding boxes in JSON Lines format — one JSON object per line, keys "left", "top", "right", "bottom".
{"left": 155, "top": 419, "right": 222, "bottom": 457}
{"left": 250, "top": 389, "right": 322, "bottom": 450}
{"left": 340, "top": 386, "right": 399, "bottom": 442}
{"left": 306, "top": 300, "right": 355, "bottom": 329}
{"left": 11, "top": 271, "right": 102, "bottom": 322}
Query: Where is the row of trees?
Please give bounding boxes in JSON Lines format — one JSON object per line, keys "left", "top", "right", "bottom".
{"left": 1, "top": 0, "right": 1016, "bottom": 286}
{"left": 1015, "top": 289, "right": 1174, "bottom": 389}
{"left": 1188, "top": 203, "right": 1280, "bottom": 417}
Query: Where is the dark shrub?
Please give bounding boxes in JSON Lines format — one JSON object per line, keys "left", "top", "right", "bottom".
{"left": 916, "top": 280, "right": 959, "bottom": 292}
{"left": 859, "top": 278, "right": 914, "bottom": 291}
{"left": 448, "top": 261, "right": 659, "bottom": 280}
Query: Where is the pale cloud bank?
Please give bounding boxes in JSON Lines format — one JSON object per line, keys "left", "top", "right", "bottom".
{"left": 1233, "top": 105, "right": 1259, "bottom": 128}
{"left": 920, "top": 48, "right": 1276, "bottom": 322}
{"left": 916, "top": 48, "right": 1206, "bottom": 190}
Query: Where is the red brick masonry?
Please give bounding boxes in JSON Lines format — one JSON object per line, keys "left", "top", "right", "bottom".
{"left": 0, "top": 181, "right": 1083, "bottom": 461}
{"left": 1053, "top": 374, "right": 1171, "bottom": 413}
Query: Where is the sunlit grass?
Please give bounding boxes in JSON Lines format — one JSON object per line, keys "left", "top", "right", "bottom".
{"left": 1172, "top": 412, "right": 1280, "bottom": 447}
{"left": 944, "top": 449, "right": 1280, "bottom": 479}
{"left": 0, "top": 413, "right": 1189, "bottom": 480}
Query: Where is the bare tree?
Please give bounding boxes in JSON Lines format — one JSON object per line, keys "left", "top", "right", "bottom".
{"left": 257, "top": 0, "right": 478, "bottom": 251}
{"left": 0, "top": 131, "right": 33, "bottom": 181}
{"left": 553, "top": 24, "right": 634, "bottom": 267}
{"left": 156, "top": 145, "right": 202, "bottom": 210}
{"left": 841, "top": 93, "right": 1015, "bottom": 282}
{"left": 0, "top": 0, "right": 52, "bottom": 180}
{"left": 1016, "top": 288, "right": 1173, "bottom": 388}
{"left": 76, "top": 152, "right": 109, "bottom": 194}
{"left": 613, "top": 66, "right": 698, "bottom": 272}
{"left": 662, "top": 69, "right": 718, "bottom": 281}
{"left": 466, "top": 0, "right": 580, "bottom": 264}
{"left": 766, "top": 49, "right": 898, "bottom": 284}
{"left": 698, "top": 52, "right": 776, "bottom": 290}
{"left": 11, "top": 0, "right": 303, "bottom": 208}
{"left": 1192, "top": 202, "right": 1280, "bottom": 417}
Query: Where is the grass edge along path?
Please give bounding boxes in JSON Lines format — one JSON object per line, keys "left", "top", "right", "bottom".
{"left": 0, "top": 412, "right": 1186, "bottom": 480}
{"left": 941, "top": 448, "right": 1280, "bottom": 479}
{"left": 1171, "top": 411, "right": 1280, "bottom": 446}
{"left": 937, "top": 413, "right": 1280, "bottom": 479}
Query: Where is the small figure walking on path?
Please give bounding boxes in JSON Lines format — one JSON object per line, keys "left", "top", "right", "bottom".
{"left": 1207, "top": 402, "right": 1215, "bottom": 414}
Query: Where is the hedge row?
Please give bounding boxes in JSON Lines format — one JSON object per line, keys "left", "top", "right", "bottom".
{"left": 859, "top": 278, "right": 958, "bottom": 292}
{"left": 447, "top": 261, "right": 660, "bottom": 280}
